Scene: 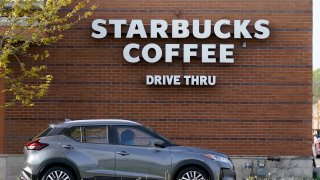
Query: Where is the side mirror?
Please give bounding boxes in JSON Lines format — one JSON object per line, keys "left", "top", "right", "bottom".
{"left": 152, "top": 139, "right": 166, "bottom": 148}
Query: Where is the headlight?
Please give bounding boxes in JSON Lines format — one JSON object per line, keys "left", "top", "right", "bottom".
{"left": 203, "top": 154, "right": 232, "bottom": 164}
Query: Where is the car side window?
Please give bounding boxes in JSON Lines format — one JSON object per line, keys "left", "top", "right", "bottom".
{"left": 116, "top": 126, "right": 157, "bottom": 147}
{"left": 64, "top": 126, "right": 82, "bottom": 142}
{"left": 64, "top": 126, "right": 109, "bottom": 144}
{"left": 83, "top": 126, "right": 109, "bottom": 144}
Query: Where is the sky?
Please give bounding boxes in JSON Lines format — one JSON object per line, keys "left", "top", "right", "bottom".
{"left": 314, "top": 0, "right": 320, "bottom": 70}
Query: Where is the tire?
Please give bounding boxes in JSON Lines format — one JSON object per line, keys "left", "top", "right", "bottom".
{"left": 41, "top": 166, "right": 74, "bottom": 180}
{"left": 176, "top": 167, "right": 210, "bottom": 180}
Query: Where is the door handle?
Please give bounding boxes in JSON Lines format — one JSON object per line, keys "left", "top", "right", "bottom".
{"left": 117, "top": 151, "right": 130, "bottom": 156}
{"left": 62, "top": 145, "right": 76, "bottom": 149}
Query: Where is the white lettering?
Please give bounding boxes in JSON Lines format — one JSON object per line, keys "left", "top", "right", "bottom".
{"left": 142, "top": 43, "right": 162, "bottom": 63}
{"left": 109, "top": 19, "right": 127, "bottom": 38}
{"left": 254, "top": 19, "right": 270, "bottom": 39}
{"left": 146, "top": 75, "right": 181, "bottom": 85}
{"left": 184, "top": 76, "right": 216, "bottom": 86}
{"left": 234, "top": 20, "right": 252, "bottom": 39}
{"left": 220, "top": 44, "right": 234, "bottom": 63}
{"left": 91, "top": 19, "right": 107, "bottom": 39}
{"left": 172, "top": 20, "right": 189, "bottom": 38}
{"left": 193, "top": 20, "right": 211, "bottom": 39}
{"left": 151, "top": 19, "right": 169, "bottom": 38}
{"left": 184, "top": 76, "right": 191, "bottom": 85}
{"left": 146, "top": 75, "right": 154, "bottom": 85}
{"left": 123, "top": 43, "right": 140, "bottom": 63}
{"left": 202, "top": 44, "right": 216, "bottom": 63}
{"left": 165, "top": 44, "right": 180, "bottom": 63}
{"left": 183, "top": 44, "right": 198, "bottom": 63}
{"left": 214, "top": 19, "right": 231, "bottom": 39}
{"left": 126, "top": 19, "right": 147, "bottom": 38}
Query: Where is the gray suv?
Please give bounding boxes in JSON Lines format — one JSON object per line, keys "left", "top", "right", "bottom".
{"left": 20, "top": 119, "right": 235, "bottom": 180}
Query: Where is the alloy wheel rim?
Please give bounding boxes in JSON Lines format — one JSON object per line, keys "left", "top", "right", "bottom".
{"left": 46, "top": 170, "right": 70, "bottom": 180}
{"left": 180, "top": 171, "right": 206, "bottom": 180}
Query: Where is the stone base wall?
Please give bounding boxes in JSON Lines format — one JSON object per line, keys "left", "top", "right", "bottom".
{"left": 231, "top": 156, "right": 313, "bottom": 180}
{"left": 0, "top": 155, "right": 6, "bottom": 180}
{"left": 0, "top": 154, "right": 24, "bottom": 180}
{"left": 0, "top": 155, "right": 314, "bottom": 180}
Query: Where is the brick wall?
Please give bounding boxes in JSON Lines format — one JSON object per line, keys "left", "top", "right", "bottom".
{"left": 4, "top": 0, "right": 312, "bottom": 156}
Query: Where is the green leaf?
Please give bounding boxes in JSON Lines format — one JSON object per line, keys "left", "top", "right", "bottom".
{"left": 0, "top": 0, "right": 96, "bottom": 107}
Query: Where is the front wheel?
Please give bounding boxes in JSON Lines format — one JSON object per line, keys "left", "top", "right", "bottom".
{"left": 41, "top": 166, "right": 74, "bottom": 180}
{"left": 176, "top": 167, "right": 209, "bottom": 180}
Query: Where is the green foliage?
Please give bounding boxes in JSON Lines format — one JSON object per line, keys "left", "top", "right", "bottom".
{"left": 0, "top": 0, "right": 96, "bottom": 106}
{"left": 314, "top": 69, "right": 320, "bottom": 103}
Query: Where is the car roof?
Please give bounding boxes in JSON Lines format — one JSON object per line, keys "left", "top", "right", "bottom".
{"left": 54, "top": 119, "right": 141, "bottom": 128}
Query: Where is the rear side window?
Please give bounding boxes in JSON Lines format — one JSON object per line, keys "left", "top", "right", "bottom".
{"left": 33, "top": 127, "right": 53, "bottom": 140}
{"left": 63, "top": 126, "right": 109, "bottom": 144}
{"left": 83, "top": 126, "right": 109, "bottom": 144}
{"left": 64, "top": 127, "right": 82, "bottom": 142}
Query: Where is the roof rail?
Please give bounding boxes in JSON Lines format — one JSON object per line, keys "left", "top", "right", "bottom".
{"left": 65, "top": 119, "right": 71, "bottom": 122}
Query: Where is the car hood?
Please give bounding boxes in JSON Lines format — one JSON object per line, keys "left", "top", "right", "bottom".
{"left": 169, "top": 146, "right": 228, "bottom": 158}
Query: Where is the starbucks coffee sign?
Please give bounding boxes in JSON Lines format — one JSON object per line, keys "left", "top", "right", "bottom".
{"left": 91, "top": 19, "right": 270, "bottom": 85}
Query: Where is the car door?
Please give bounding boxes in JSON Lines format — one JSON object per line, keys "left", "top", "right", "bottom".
{"left": 113, "top": 125, "right": 172, "bottom": 180}
{"left": 59, "top": 125, "right": 116, "bottom": 179}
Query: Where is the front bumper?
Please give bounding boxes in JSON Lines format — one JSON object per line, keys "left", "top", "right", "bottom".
{"left": 220, "top": 168, "right": 236, "bottom": 180}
